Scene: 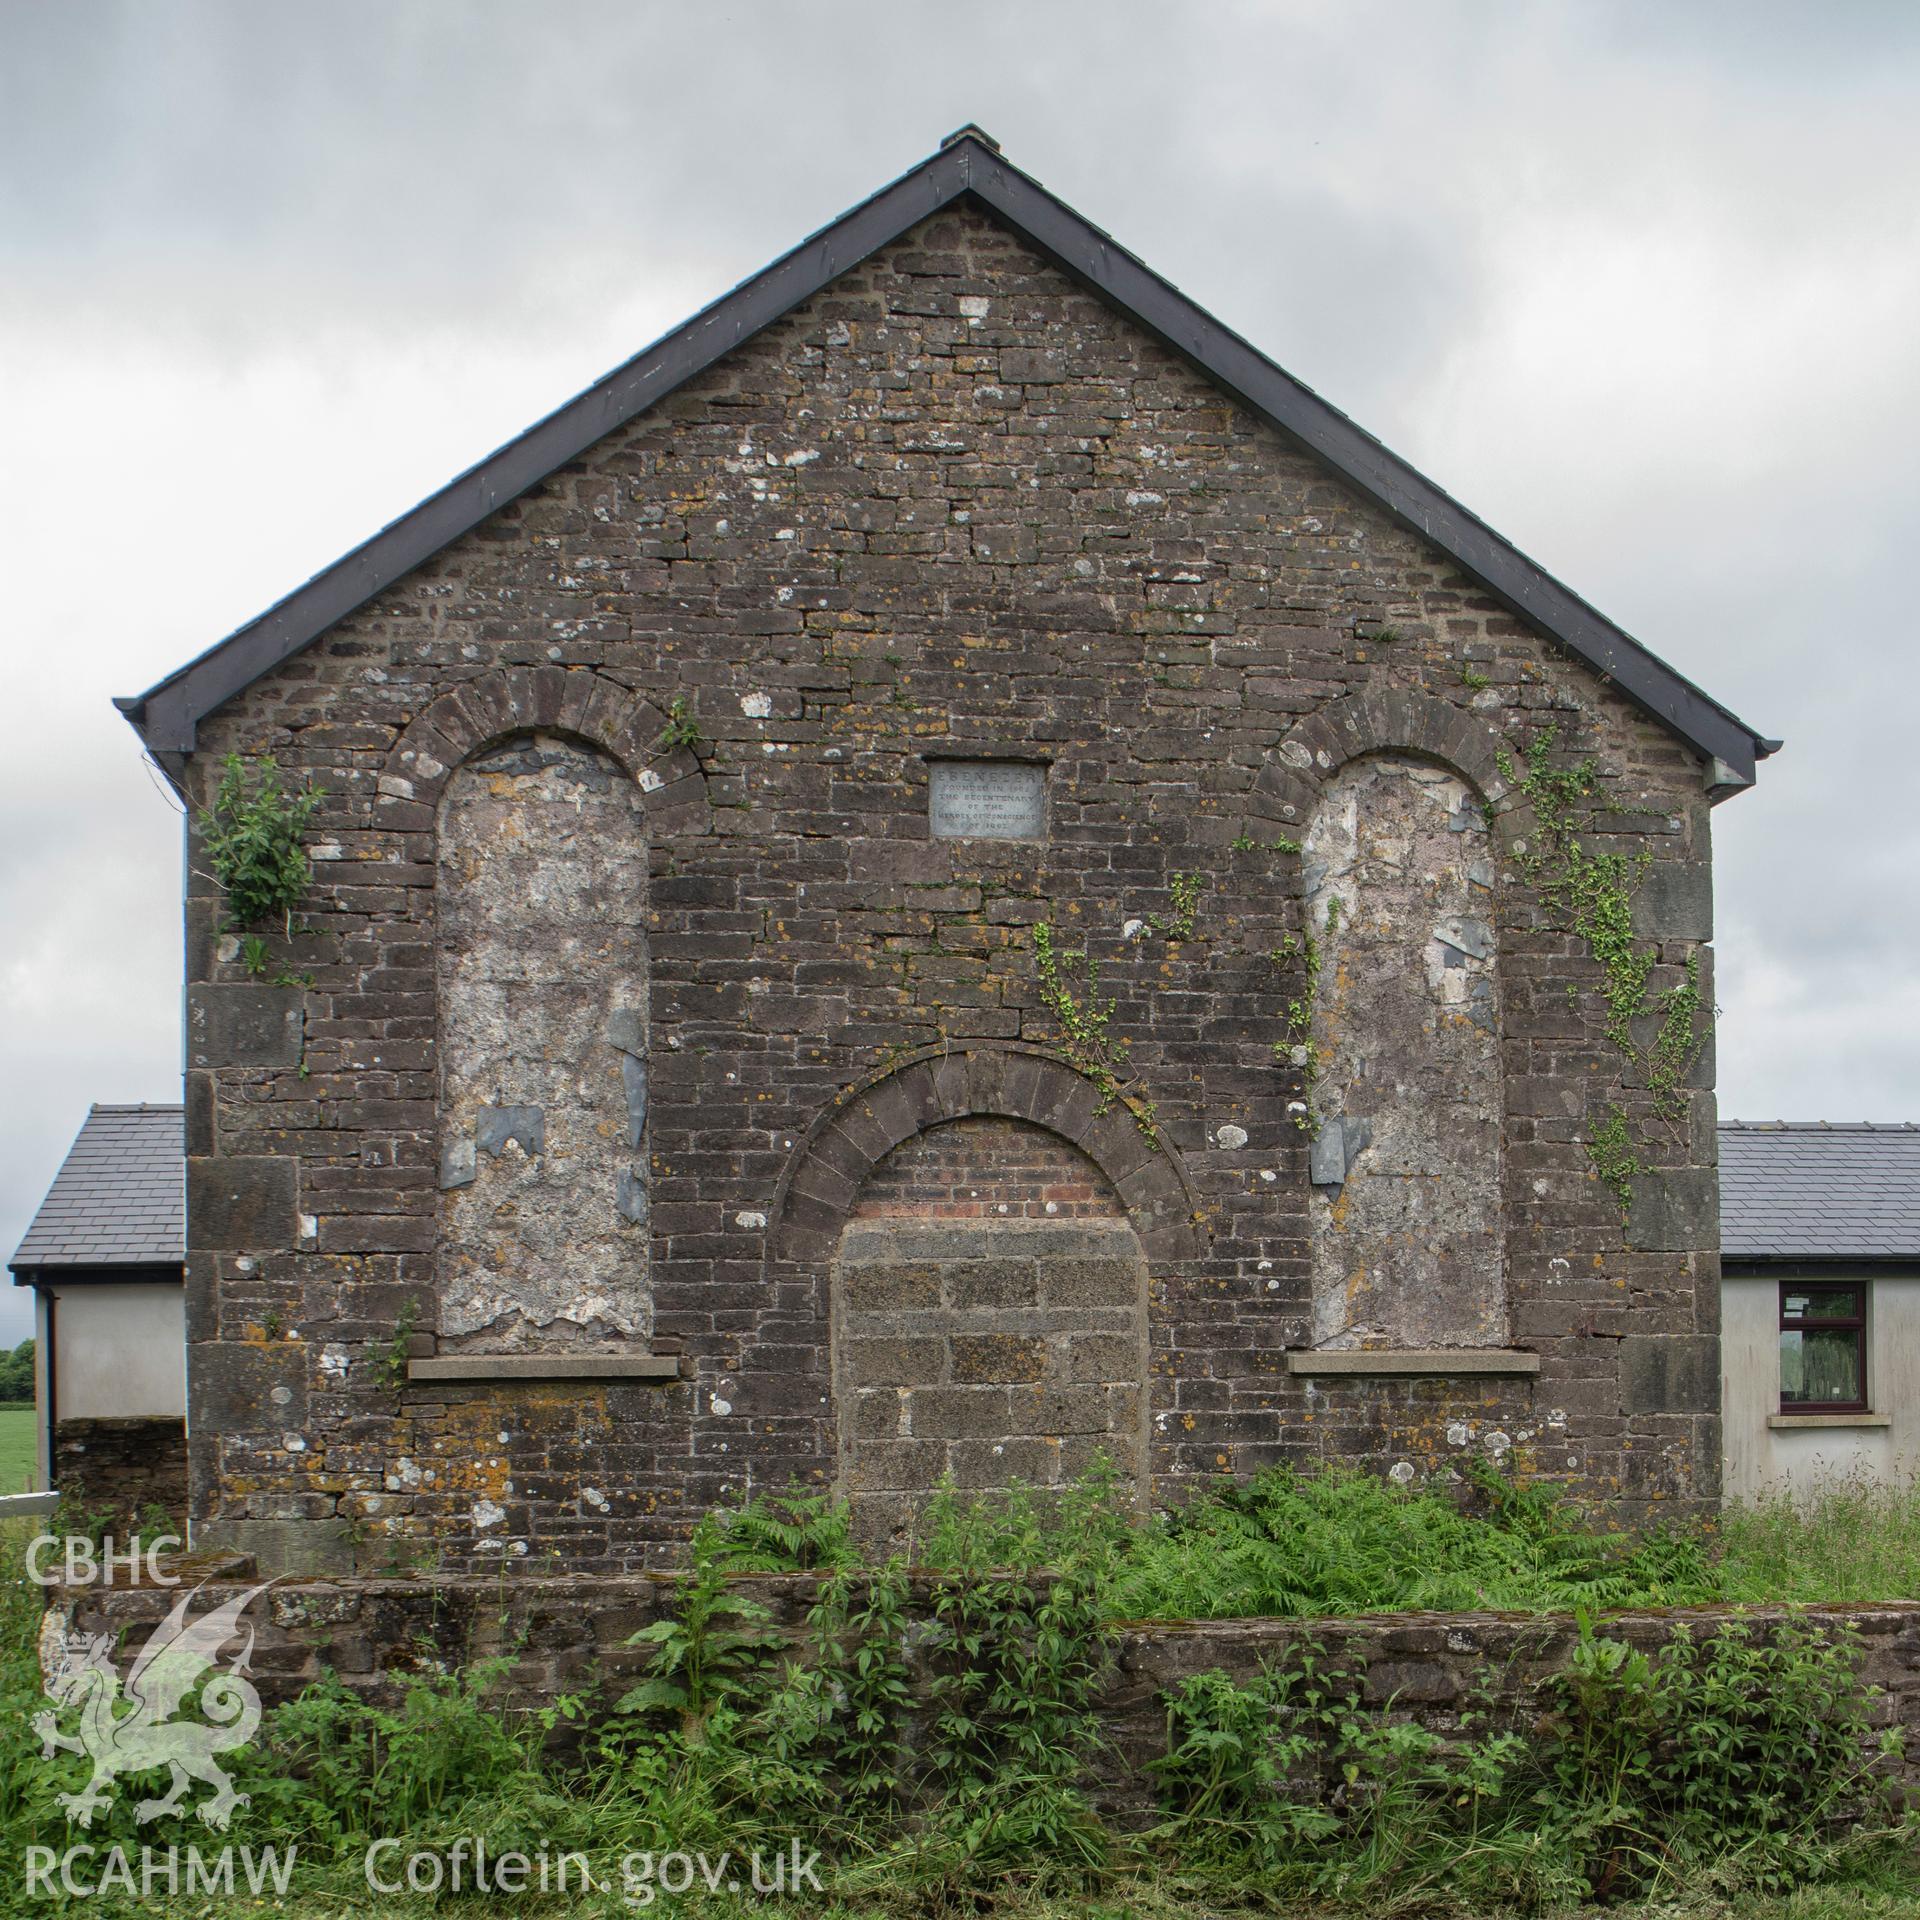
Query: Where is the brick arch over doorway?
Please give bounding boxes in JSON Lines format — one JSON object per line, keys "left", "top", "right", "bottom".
{"left": 770, "top": 1046, "right": 1201, "bottom": 1546}
{"left": 831, "top": 1116, "right": 1151, "bottom": 1546}
{"left": 768, "top": 1044, "right": 1204, "bottom": 1268}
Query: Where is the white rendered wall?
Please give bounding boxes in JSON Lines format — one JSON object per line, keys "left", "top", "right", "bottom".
{"left": 1723, "top": 1273, "right": 1920, "bottom": 1502}
{"left": 51, "top": 1284, "right": 186, "bottom": 1420}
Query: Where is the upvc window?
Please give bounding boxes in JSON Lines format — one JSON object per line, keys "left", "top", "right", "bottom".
{"left": 1779, "top": 1283, "right": 1867, "bottom": 1413}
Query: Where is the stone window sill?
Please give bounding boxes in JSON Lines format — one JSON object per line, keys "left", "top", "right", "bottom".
{"left": 1767, "top": 1410, "right": 1891, "bottom": 1430}
{"left": 1284, "top": 1350, "right": 1539, "bottom": 1376}
{"left": 407, "top": 1354, "right": 681, "bottom": 1384}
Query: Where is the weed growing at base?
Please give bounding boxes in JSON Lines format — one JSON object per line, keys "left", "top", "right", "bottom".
{"left": 2, "top": 1470, "right": 1919, "bottom": 1916}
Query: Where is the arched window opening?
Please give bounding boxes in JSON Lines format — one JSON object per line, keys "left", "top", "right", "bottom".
{"left": 1303, "top": 753, "right": 1505, "bottom": 1349}
{"left": 435, "top": 732, "right": 650, "bottom": 1350}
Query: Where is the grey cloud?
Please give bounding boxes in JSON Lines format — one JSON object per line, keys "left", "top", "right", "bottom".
{"left": 3, "top": 0, "right": 1918, "bottom": 1338}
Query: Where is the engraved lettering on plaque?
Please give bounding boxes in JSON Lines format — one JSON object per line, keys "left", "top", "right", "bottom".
{"left": 928, "top": 761, "right": 1046, "bottom": 841}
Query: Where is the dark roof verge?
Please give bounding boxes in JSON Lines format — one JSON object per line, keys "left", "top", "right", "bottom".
{"left": 117, "top": 129, "right": 1778, "bottom": 790}
{"left": 1719, "top": 1122, "right": 1920, "bottom": 1262}
{"left": 10, "top": 1105, "right": 186, "bottom": 1274}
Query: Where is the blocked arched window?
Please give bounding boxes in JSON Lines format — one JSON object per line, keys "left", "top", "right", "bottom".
{"left": 434, "top": 732, "right": 650, "bottom": 1349}
{"left": 831, "top": 1115, "right": 1150, "bottom": 1547}
{"left": 1303, "top": 753, "right": 1505, "bottom": 1349}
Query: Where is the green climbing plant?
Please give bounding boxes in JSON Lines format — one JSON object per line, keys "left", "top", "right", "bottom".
{"left": 1499, "top": 724, "right": 1712, "bottom": 1208}
{"left": 1586, "top": 1104, "right": 1641, "bottom": 1205}
{"left": 1647, "top": 949, "right": 1706, "bottom": 1118}
{"left": 1031, "top": 923, "right": 1159, "bottom": 1142}
{"left": 1270, "top": 931, "right": 1323, "bottom": 1135}
{"left": 1148, "top": 871, "right": 1207, "bottom": 941}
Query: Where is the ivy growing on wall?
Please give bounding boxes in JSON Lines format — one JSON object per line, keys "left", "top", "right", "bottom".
{"left": 1269, "top": 929, "right": 1322, "bottom": 1136}
{"left": 1498, "top": 724, "right": 1711, "bottom": 1209}
{"left": 1031, "top": 923, "right": 1160, "bottom": 1143}
{"left": 1148, "top": 870, "right": 1207, "bottom": 942}
{"left": 1026, "top": 872, "right": 1226, "bottom": 1143}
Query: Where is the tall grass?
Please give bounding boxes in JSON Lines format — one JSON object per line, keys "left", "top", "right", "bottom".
{"left": 1721, "top": 1475, "right": 1920, "bottom": 1605}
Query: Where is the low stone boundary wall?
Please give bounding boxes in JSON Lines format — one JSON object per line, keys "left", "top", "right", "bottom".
{"left": 1107, "top": 1605, "right": 1920, "bottom": 1780}
{"left": 44, "top": 1563, "right": 1920, "bottom": 1807}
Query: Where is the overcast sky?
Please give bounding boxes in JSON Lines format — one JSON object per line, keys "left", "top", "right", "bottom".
{"left": 3, "top": 2, "right": 1916, "bottom": 1346}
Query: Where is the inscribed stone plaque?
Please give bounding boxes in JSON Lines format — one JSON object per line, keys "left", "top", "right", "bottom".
{"left": 929, "top": 761, "right": 1046, "bottom": 841}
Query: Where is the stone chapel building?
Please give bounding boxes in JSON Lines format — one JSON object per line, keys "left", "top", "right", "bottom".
{"left": 118, "top": 130, "right": 1776, "bottom": 1575}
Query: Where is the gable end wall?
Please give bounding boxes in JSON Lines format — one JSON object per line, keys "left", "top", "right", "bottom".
{"left": 177, "top": 205, "right": 1720, "bottom": 1571}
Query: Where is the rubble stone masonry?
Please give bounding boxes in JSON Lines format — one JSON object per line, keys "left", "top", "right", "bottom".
{"left": 53, "top": 1419, "right": 188, "bottom": 1530}
{"left": 54, "top": 1569, "right": 1920, "bottom": 1820}
{"left": 178, "top": 203, "right": 1721, "bottom": 1574}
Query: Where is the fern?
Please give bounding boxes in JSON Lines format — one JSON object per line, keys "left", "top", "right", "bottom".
{"left": 707, "top": 1481, "right": 860, "bottom": 1573}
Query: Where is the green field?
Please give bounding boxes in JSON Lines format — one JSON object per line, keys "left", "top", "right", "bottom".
{"left": 0, "top": 1403, "right": 38, "bottom": 1495}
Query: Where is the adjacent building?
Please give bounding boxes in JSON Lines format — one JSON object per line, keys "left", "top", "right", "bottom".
{"left": 1721, "top": 1122, "right": 1920, "bottom": 1500}
{"left": 7, "top": 1104, "right": 187, "bottom": 1520}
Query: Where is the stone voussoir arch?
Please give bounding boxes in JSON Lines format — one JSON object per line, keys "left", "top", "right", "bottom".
{"left": 770, "top": 1042, "right": 1208, "bottom": 1268}
{"left": 1240, "top": 686, "right": 1521, "bottom": 850}
{"left": 377, "top": 665, "right": 711, "bottom": 833}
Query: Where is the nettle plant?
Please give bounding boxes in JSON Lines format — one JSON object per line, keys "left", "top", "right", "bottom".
{"left": 197, "top": 752, "right": 325, "bottom": 982}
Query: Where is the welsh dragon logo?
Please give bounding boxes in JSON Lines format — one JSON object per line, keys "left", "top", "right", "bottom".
{"left": 34, "top": 1583, "right": 269, "bottom": 1830}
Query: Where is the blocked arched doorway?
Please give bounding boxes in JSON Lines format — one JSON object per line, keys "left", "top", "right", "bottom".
{"left": 831, "top": 1115, "right": 1150, "bottom": 1546}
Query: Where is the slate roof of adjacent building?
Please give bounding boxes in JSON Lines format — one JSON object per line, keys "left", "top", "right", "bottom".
{"left": 115, "top": 125, "right": 1778, "bottom": 791}
{"left": 1719, "top": 1121, "right": 1920, "bottom": 1261}
{"left": 9, "top": 1105, "right": 185, "bottom": 1275}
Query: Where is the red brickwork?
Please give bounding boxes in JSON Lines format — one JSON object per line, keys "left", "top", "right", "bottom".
{"left": 852, "top": 1117, "right": 1121, "bottom": 1221}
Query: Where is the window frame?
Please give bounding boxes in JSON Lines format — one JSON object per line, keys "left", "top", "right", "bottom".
{"left": 1777, "top": 1281, "right": 1868, "bottom": 1415}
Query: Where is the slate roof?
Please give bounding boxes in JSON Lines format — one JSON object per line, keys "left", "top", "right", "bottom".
{"left": 9, "top": 1105, "right": 185, "bottom": 1275}
{"left": 1719, "top": 1122, "right": 1920, "bottom": 1261}
{"left": 116, "top": 125, "right": 1777, "bottom": 791}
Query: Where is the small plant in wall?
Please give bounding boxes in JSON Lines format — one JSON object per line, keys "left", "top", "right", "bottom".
{"left": 379, "top": 1296, "right": 420, "bottom": 1390}
{"left": 197, "top": 752, "right": 324, "bottom": 981}
{"left": 1269, "top": 930, "right": 1324, "bottom": 1135}
{"left": 655, "top": 695, "right": 703, "bottom": 753}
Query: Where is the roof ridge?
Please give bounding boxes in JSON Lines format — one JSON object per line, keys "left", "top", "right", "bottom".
{"left": 1720, "top": 1120, "right": 1920, "bottom": 1133}
{"left": 115, "top": 128, "right": 1776, "bottom": 791}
